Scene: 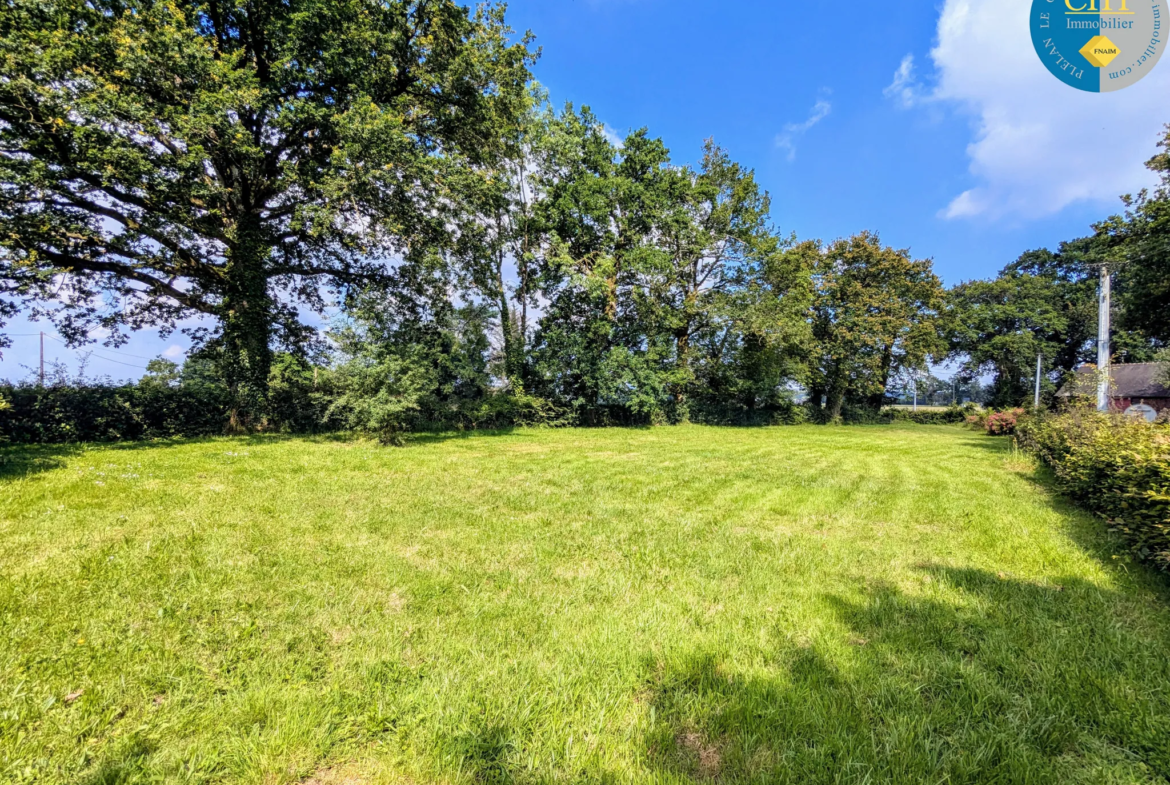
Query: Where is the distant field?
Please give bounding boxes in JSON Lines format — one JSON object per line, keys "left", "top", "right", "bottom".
{"left": 887, "top": 404, "right": 963, "bottom": 411}
{"left": 2, "top": 426, "right": 1168, "bottom": 784}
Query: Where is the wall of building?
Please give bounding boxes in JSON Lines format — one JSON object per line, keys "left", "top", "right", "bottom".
{"left": 1113, "top": 397, "right": 1170, "bottom": 414}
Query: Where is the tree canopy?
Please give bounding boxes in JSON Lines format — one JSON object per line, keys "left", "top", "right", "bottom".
{"left": 801, "top": 233, "right": 944, "bottom": 420}
{"left": 0, "top": 0, "right": 534, "bottom": 422}
{"left": 3, "top": 0, "right": 1168, "bottom": 431}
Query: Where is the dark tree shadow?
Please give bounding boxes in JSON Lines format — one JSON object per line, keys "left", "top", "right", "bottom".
{"left": 0, "top": 443, "right": 88, "bottom": 482}
{"left": 952, "top": 434, "right": 1015, "bottom": 454}
{"left": 0, "top": 430, "right": 525, "bottom": 482}
{"left": 639, "top": 567, "right": 1170, "bottom": 783}
{"left": 78, "top": 734, "right": 155, "bottom": 785}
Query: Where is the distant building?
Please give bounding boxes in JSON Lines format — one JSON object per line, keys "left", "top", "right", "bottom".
{"left": 1057, "top": 363, "right": 1170, "bottom": 421}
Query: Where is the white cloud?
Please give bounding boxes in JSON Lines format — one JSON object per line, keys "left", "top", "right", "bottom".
{"left": 889, "top": 0, "right": 1170, "bottom": 220}
{"left": 883, "top": 55, "right": 923, "bottom": 108}
{"left": 776, "top": 98, "right": 832, "bottom": 162}
{"left": 162, "top": 344, "right": 184, "bottom": 359}
{"left": 600, "top": 123, "right": 625, "bottom": 149}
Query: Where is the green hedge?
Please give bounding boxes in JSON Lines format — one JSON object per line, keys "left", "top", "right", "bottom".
{"left": 883, "top": 405, "right": 972, "bottom": 425}
{"left": 1017, "top": 411, "right": 1170, "bottom": 568}
{"left": 0, "top": 384, "right": 231, "bottom": 443}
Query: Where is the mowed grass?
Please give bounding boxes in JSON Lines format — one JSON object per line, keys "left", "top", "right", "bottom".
{"left": 2, "top": 426, "right": 1170, "bottom": 785}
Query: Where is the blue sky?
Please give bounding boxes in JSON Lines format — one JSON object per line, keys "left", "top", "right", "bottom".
{"left": 3, "top": 0, "right": 1168, "bottom": 381}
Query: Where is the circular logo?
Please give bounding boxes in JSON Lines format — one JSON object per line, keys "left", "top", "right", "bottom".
{"left": 1030, "top": 0, "right": 1165, "bottom": 91}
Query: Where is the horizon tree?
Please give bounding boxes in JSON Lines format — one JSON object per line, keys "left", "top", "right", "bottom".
{"left": 0, "top": 0, "right": 534, "bottom": 425}
{"left": 1095, "top": 125, "right": 1170, "bottom": 346}
{"left": 802, "top": 232, "right": 944, "bottom": 420}
{"left": 944, "top": 269, "right": 1082, "bottom": 408}
{"left": 526, "top": 106, "right": 675, "bottom": 424}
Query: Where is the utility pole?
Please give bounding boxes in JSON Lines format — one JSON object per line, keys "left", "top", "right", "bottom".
{"left": 1097, "top": 265, "right": 1111, "bottom": 412}
{"left": 1034, "top": 353, "right": 1042, "bottom": 411}
{"left": 39, "top": 331, "right": 44, "bottom": 387}
{"left": 913, "top": 370, "right": 918, "bottom": 412}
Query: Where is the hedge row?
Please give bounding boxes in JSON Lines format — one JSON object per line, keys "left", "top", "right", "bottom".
{"left": 0, "top": 384, "right": 974, "bottom": 445}
{"left": 883, "top": 406, "right": 972, "bottom": 425}
{"left": 0, "top": 382, "right": 567, "bottom": 444}
{"left": 0, "top": 384, "right": 232, "bottom": 443}
{"left": 1016, "top": 410, "right": 1170, "bottom": 568}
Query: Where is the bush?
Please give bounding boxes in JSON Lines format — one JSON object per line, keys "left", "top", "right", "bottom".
{"left": 884, "top": 405, "right": 971, "bottom": 425}
{"left": 692, "top": 399, "right": 808, "bottom": 427}
{"left": 0, "top": 383, "right": 230, "bottom": 443}
{"left": 463, "top": 388, "right": 570, "bottom": 430}
{"left": 267, "top": 354, "right": 337, "bottom": 434}
{"left": 985, "top": 408, "right": 1027, "bottom": 436}
{"left": 1017, "top": 410, "right": 1170, "bottom": 568}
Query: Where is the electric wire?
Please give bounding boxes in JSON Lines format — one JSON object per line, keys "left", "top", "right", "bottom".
{"left": 2, "top": 332, "right": 175, "bottom": 371}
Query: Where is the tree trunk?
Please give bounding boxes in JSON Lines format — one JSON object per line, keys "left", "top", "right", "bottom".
{"left": 808, "top": 385, "right": 825, "bottom": 412}
{"left": 827, "top": 386, "right": 846, "bottom": 422}
{"left": 496, "top": 249, "right": 523, "bottom": 387}
{"left": 674, "top": 328, "right": 691, "bottom": 424}
{"left": 868, "top": 345, "right": 894, "bottom": 410}
{"left": 222, "top": 218, "right": 273, "bottom": 431}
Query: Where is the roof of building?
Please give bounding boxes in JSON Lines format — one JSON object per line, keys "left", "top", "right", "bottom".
{"left": 1057, "top": 362, "right": 1170, "bottom": 399}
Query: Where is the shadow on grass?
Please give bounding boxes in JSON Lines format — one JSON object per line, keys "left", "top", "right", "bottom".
{"left": 418, "top": 568, "right": 1170, "bottom": 784}
{"left": 0, "top": 430, "right": 536, "bottom": 483}
{"left": 78, "top": 734, "right": 155, "bottom": 785}
{"left": 444, "top": 723, "right": 523, "bottom": 785}
{"left": 638, "top": 566, "right": 1170, "bottom": 783}
{"left": 951, "top": 433, "right": 1015, "bottom": 454}
{"left": 0, "top": 436, "right": 238, "bottom": 482}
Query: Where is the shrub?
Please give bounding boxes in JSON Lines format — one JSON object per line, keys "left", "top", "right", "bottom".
{"left": 986, "top": 408, "right": 1027, "bottom": 436}
{"left": 1017, "top": 410, "right": 1170, "bottom": 568}
{"left": 692, "top": 399, "right": 808, "bottom": 427}
{"left": 267, "top": 354, "right": 336, "bottom": 433}
{"left": 0, "top": 383, "right": 230, "bottom": 443}
{"left": 884, "top": 405, "right": 971, "bottom": 425}
{"left": 461, "top": 388, "right": 570, "bottom": 430}
{"left": 325, "top": 354, "right": 433, "bottom": 444}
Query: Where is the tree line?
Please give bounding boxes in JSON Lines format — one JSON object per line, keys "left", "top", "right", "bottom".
{"left": 2, "top": 0, "right": 1167, "bottom": 437}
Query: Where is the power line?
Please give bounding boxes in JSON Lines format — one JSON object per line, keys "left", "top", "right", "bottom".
{"left": 5, "top": 332, "right": 174, "bottom": 364}
{"left": 4, "top": 332, "right": 154, "bottom": 371}
{"left": 80, "top": 354, "right": 148, "bottom": 370}
{"left": 41, "top": 333, "right": 161, "bottom": 361}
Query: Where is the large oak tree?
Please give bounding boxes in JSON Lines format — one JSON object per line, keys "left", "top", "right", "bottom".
{"left": 801, "top": 233, "right": 944, "bottom": 420}
{"left": 0, "top": 0, "right": 533, "bottom": 423}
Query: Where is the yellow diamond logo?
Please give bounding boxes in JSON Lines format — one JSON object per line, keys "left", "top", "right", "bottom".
{"left": 1080, "top": 36, "right": 1121, "bottom": 68}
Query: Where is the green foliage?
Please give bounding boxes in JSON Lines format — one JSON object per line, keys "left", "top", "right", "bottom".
{"left": 800, "top": 232, "right": 944, "bottom": 420}
{"left": 526, "top": 107, "right": 807, "bottom": 426}
{"left": 0, "top": 381, "right": 230, "bottom": 442}
{"left": 944, "top": 264, "right": 1091, "bottom": 409}
{"left": 1095, "top": 127, "right": 1170, "bottom": 345}
{"left": 464, "top": 387, "right": 571, "bottom": 430}
{"left": 327, "top": 271, "right": 562, "bottom": 439}
{"left": 883, "top": 405, "right": 972, "bottom": 425}
{"left": 0, "top": 350, "right": 342, "bottom": 442}
{"left": 0, "top": 0, "right": 535, "bottom": 422}
{"left": 1018, "top": 410, "right": 1170, "bottom": 567}
{"left": 326, "top": 351, "right": 436, "bottom": 444}
{"left": 267, "top": 353, "right": 335, "bottom": 434}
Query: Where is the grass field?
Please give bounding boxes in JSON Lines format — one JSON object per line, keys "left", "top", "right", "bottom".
{"left": 2, "top": 425, "right": 1169, "bottom": 784}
